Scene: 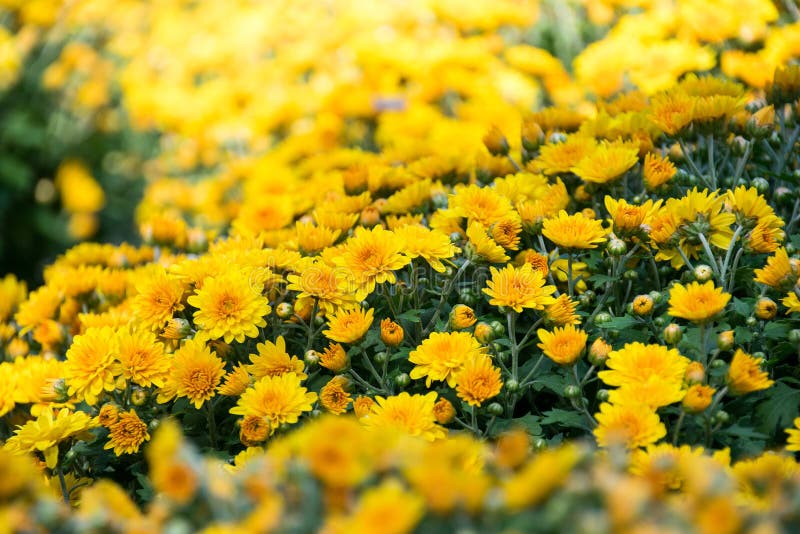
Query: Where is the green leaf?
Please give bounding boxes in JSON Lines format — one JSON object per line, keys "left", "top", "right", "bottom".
{"left": 540, "top": 409, "right": 588, "bottom": 430}
{"left": 734, "top": 326, "right": 753, "bottom": 343}
{"left": 531, "top": 373, "right": 567, "bottom": 395}
{"left": 763, "top": 321, "right": 790, "bottom": 340}
{"left": 491, "top": 414, "right": 542, "bottom": 437}
{"left": 397, "top": 309, "right": 422, "bottom": 322}
{"left": 756, "top": 381, "right": 800, "bottom": 434}
{"left": 732, "top": 297, "right": 753, "bottom": 317}
{"left": 602, "top": 315, "right": 637, "bottom": 330}
{"left": 0, "top": 154, "right": 33, "bottom": 191}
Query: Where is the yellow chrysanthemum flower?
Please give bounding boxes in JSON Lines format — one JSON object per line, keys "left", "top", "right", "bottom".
{"left": 392, "top": 225, "right": 460, "bottom": 273}
{"left": 132, "top": 267, "right": 186, "bottom": 331}
{"left": 3, "top": 407, "right": 96, "bottom": 469}
{"left": 333, "top": 226, "right": 410, "bottom": 299}
{"left": 502, "top": 443, "right": 581, "bottom": 511}
{"left": 230, "top": 373, "right": 317, "bottom": 434}
{"left": 187, "top": 272, "right": 270, "bottom": 344}
{"left": 599, "top": 342, "right": 690, "bottom": 388}
{"left": 732, "top": 452, "right": 798, "bottom": 511}
{"left": 537, "top": 324, "right": 587, "bottom": 366}
{"left": 629, "top": 443, "right": 704, "bottom": 494}
{"left": 455, "top": 354, "right": 503, "bottom": 406}
{"left": 594, "top": 402, "right": 666, "bottom": 449}
{"left": 361, "top": 392, "right": 446, "bottom": 441}
{"left": 536, "top": 135, "right": 597, "bottom": 175}
{"left": 409, "top": 331, "right": 487, "bottom": 388}
{"left": 449, "top": 183, "right": 515, "bottom": 228}
{"left": 113, "top": 327, "right": 169, "bottom": 388}
{"left": 322, "top": 478, "right": 424, "bottom": 534}
{"left": 466, "top": 221, "right": 510, "bottom": 263}
{"left": 786, "top": 417, "right": 800, "bottom": 452}
{"left": 604, "top": 196, "right": 662, "bottom": 236}
{"left": 754, "top": 248, "right": 799, "bottom": 290}
{"left": 571, "top": 141, "right": 639, "bottom": 184}
{"left": 286, "top": 259, "right": 357, "bottom": 315}
{"left": 482, "top": 263, "right": 557, "bottom": 313}
{"left": 668, "top": 281, "right": 730, "bottom": 324}
{"left": 65, "top": 326, "right": 118, "bottom": 406}
{"left": 104, "top": 409, "right": 150, "bottom": 456}
{"left": 727, "top": 349, "right": 773, "bottom": 396}
{"left": 323, "top": 307, "right": 374, "bottom": 344}
{"left": 607, "top": 377, "right": 686, "bottom": 409}
{"left": 247, "top": 335, "right": 306, "bottom": 380}
{"left": 168, "top": 339, "right": 226, "bottom": 409}
{"left": 542, "top": 210, "right": 607, "bottom": 251}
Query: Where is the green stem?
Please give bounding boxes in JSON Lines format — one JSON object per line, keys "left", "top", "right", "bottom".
{"left": 672, "top": 411, "right": 686, "bottom": 446}
{"left": 696, "top": 233, "right": 721, "bottom": 281}
{"left": 206, "top": 400, "right": 218, "bottom": 449}
{"left": 58, "top": 464, "right": 70, "bottom": 505}
{"left": 706, "top": 134, "right": 717, "bottom": 189}
{"left": 507, "top": 311, "right": 519, "bottom": 381}
{"left": 566, "top": 252, "right": 574, "bottom": 298}
{"left": 423, "top": 260, "right": 470, "bottom": 336}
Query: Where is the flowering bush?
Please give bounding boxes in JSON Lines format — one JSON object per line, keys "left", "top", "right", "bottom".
{"left": 3, "top": 0, "right": 800, "bottom": 532}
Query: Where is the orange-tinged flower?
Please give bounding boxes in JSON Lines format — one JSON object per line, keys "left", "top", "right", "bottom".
{"left": 483, "top": 263, "right": 556, "bottom": 313}
{"left": 409, "top": 331, "right": 487, "bottom": 388}
{"left": 361, "top": 392, "right": 446, "bottom": 441}
{"left": 537, "top": 324, "right": 587, "bottom": 366}
{"left": 604, "top": 196, "right": 662, "bottom": 236}
{"left": 668, "top": 281, "right": 730, "bottom": 324}
{"left": 104, "top": 409, "right": 149, "bottom": 455}
{"left": 380, "top": 318, "right": 404, "bottom": 347}
{"left": 323, "top": 307, "right": 374, "bottom": 344}
{"left": 169, "top": 339, "right": 226, "bottom": 409}
{"left": 187, "top": 273, "right": 270, "bottom": 344}
{"left": 320, "top": 375, "right": 352, "bottom": 415}
{"left": 491, "top": 217, "right": 522, "bottom": 251}
{"left": 319, "top": 343, "right": 348, "bottom": 372}
{"left": 643, "top": 152, "right": 677, "bottom": 190}
{"left": 455, "top": 354, "right": 502, "bottom": 406}
{"left": 432, "top": 398, "right": 456, "bottom": 424}
{"left": 594, "top": 402, "right": 666, "bottom": 449}
{"left": 542, "top": 210, "right": 607, "bottom": 250}
{"left": 727, "top": 349, "right": 773, "bottom": 395}
{"left": 230, "top": 373, "right": 317, "bottom": 434}
{"left": 65, "top": 326, "right": 117, "bottom": 406}
{"left": 682, "top": 384, "right": 715, "bottom": 413}
{"left": 217, "top": 363, "right": 251, "bottom": 396}
{"left": 353, "top": 396, "right": 376, "bottom": 418}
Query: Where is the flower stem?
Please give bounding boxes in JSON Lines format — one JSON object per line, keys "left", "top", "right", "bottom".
{"left": 58, "top": 464, "right": 70, "bottom": 505}
{"left": 206, "top": 400, "right": 218, "bottom": 449}
{"left": 672, "top": 411, "right": 686, "bottom": 446}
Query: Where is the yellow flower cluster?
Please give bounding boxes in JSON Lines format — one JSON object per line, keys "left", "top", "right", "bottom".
{"left": 3, "top": 0, "right": 800, "bottom": 531}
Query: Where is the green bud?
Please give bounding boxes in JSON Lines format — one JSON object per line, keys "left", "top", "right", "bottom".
{"left": 505, "top": 379, "right": 520, "bottom": 392}
{"left": 594, "top": 312, "right": 613, "bottom": 326}
{"left": 596, "top": 389, "right": 610, "bottom": 402}
{"left": 564, "top": 385, "right": 581, "bottom": 399}
{"left": 394, "top": 373, "right": 410, "bottom": 388}
{"left": 487, "top": 402, "right": 504, "bottom": 416}
{"left": 693, "top": 264, "right": 714, "bottom": 282}
{"left": 788, "top": 329, "right": 800, "bottom": 344}
{"left": 373, "top": 351, "right": 388, "bottom": 365}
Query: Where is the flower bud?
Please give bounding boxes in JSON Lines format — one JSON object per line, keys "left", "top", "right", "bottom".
{"left": 750, "top": 176, "right": 770, "bottom": 194}
{"left": 564, "top": 385, "right": 581, "bottom": 399}
{"left": 755, "top": 297, "right": 777, "bottom": 320}
{"left": 161, "top": 318, "right": 192, "bottom": 340}
{"left": 490, "top": 320, "right": 505, "bottom": 337}
{"left": 131, "top": 388, "right": 148, "bottom": 406}
{"left": 745, "top": 316, "right": 758, "bottom": 327}
{"left": 353, "top": 396, "right": 376, "bottom": 418}
{"left": 712, "top": 410, "right": 730, "bottom": 425}
{"left": 606, "top": 237, "right": 627, "bottom": 256}
{"left": 521, "top": 120, "right": 545, "bottom": 152}
{"left": 394, "top": 373, "right": 410, "bottom": 388}
{"left": 304, "top": 350, "right": 320, "bottom": 366}
{"left": 487, "top": 402, "right": 504, "bottom": 416}
{"left": 789, "top": 329, "right": 800, "bottom": 344}
{"left": 632, "top": 294, "right": 654, "bottom": 316}
{"left": 693, "top": 264, "right": 713, "bottom": 282}
{"left": 433, "top": 398, "right": 456, "bottom": 424}
{"left": 596, "top": 389, "right": 610, "bottom": 402}
{"left": 380, "top": 318, "right": 404, "bottom": 347}
{"left": 373, "top": 351, "right": 388, "bottom": 365}
{"left": 682, "top": 384, "right": 715, "bottom": 413}
{"left": 648, "top": 290, "right": 663, "bottom": 305}
{"left": 474, "top": 322, "right": 494, "bottom": 344}
{"left": 275, "top": 302, "right": 294, "bottom": 319}
{"left": 684, "top": 361, "right": 706, "bottom": 384}
{"left": 663, "top": 323, "right": 682, "bottom": 345}
{"left": 505, "top": 378, "right": 520, "bottom": 392}
{"left": 319, "top": 343, "right": 347, "bottom": 372}
{"left": 359, "top": 205, "right": 382, "bottom": 226}
{"left": 588, "top": 338, "right": 612, "bottom": 367}
{"left": 483, "top": 125, "right": 510, "bottom": 156}
{"left": 716, "top": 330, "right": 734, "bottom": 351}
{"left": 450, "top": 304, "right": 477, "bottom": 330}
{"left": 593, "top": 312, "right": 612, "bottom": 326}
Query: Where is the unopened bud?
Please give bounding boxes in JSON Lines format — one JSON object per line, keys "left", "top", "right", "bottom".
{"left": 474, "top": 322, "right": 494, "bottom": 344}
{"left": 588, "top": 338, "right": 612, "bottom": 367}
{"left": 275, "top": 302, "right": 294, "bottom": 319}
{"left": 716, "top": 330, "right": 734, "bottom": 351}
{"left": 755, "top": 297, "right": 777, "bottom": 320}
{"left": 663, "top": 323, "right": 682, "bottom": 345}
{"left": 693, "top": 264, "right": 713, "bottom": 282}
{"left": 632, "top": 294, "right": 654, "bottom": 316}
{"left": 483, "top": 125, "right": 510, "bottom": 156}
